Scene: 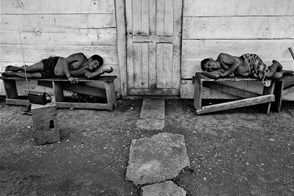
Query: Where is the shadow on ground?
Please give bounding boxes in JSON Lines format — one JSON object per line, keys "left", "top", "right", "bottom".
{"left": 0, "top": 98, "right": 294, "bottom": 195}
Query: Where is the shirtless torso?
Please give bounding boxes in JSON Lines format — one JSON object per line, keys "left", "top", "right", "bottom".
{"left": 54, "top": 53, "right": 88, "bottom": 77}
{"left": 216, "top": 53, "right": 250, "bottom": 77}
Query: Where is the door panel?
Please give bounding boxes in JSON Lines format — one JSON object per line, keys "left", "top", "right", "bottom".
{"left": 126, "top": 0, "right": 183, "bottom": 95}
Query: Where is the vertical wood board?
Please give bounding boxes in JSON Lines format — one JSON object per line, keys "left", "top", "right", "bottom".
{"left": 156, "top": 0, "right": 165, "bottom": 35}
{"left": 116, "top": 0, "right": 127, "bottom": 97}
{"left": 133, "top": 43, "right": 143, "bottom": 88}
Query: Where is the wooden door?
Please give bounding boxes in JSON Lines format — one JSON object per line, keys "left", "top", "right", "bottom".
{"left": 126, "top": 0, "right": 183, "bottom": 95}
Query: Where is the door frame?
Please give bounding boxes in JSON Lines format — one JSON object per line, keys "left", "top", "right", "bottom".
{"left": 116, "top": 0, "right": 127, "bottom": 97}
{"left": 115, "top": 0, "right": 183, "bottom": 98}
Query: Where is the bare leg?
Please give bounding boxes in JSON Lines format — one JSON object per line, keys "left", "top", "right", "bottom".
{"left": 5, "top": 61, "right": 44, "bottom": 73}
{"left": 280, "top": 70, "right": 294, "bottom": 75}
{"left": 2, "top": 71, "right": 42, "bottom": 78}
{"left": 265, "top": 60, "right": 287, "bottom": 79}
{"left": 266, "top": 70, "right": 294, "bottom": 79}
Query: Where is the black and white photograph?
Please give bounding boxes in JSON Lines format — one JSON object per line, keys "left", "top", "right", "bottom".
{"left": 0, "top": 0, "right": 294, "bottom": 195}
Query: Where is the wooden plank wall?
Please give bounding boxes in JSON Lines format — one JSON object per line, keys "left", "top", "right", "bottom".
{"left": 0, "top": 0, "right": 120, "bottom": 96}
{"left": 181, "top": 0, "right": 294, "bottom": 100}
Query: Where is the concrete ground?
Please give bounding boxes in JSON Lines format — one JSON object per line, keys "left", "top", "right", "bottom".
{"left": 0, "top": 97, "right": 294, "bottom": 196}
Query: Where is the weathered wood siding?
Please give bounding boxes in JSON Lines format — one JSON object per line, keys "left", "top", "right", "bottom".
{"left": 181, "top": 0, "right": 294, "bottom": 100}
{"left": 0, "top": 0, "right": 120, "bottom": 96}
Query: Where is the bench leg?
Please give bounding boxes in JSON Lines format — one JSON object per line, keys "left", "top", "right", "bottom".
{"left": 105, "top": 81, "right": 116, "bottom": 111}
{"left": 262, "top": 81, "right": 275, "bottom": 114}
{"left": 194, "top": 76, "right": 202, "bottom": 111}
{"left": 53, "top": 81, "right": 64, "bottom": 102}
{"left": 273, "top": 80, "right": 284, "bottom": 112}
{"left": 3, "top": 79, "right": 18, "bottom": 99}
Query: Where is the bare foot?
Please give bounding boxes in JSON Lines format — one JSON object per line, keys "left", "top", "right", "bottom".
{"left": 1, "top": 72, "right": 9, "bottom": 77}
{"left": 5, "top": 65, "right": 20, "bottom": 72}
{"left": 1, "top": 71, "right": 20, "bottom": 77}
{"left": 272, "top": 60, "right": 283, "bottom": 71}
{"left": 1, "top": 72, "right": 14, "bottom": 77}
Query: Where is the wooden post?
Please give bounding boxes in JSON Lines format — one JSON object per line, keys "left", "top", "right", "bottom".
{"left": 53, "top": 81, "right": 64, "bottom": 102}
{"left": 193, "top": 74, "right": 202, "bottom": 110}
{"left": 3, "top": 79, "right": 18, "bottom": 99}
{"left": 105, "top": 81, "right": 117, "bottom": 111}
{"left": 116, "top": 0, "right": 127, "bottom": 97}
{"left": 273, "top": 80, "right": 284, "bottom": 112}
{"left": 262, "top": 81, "right": 275, "bottom": 114}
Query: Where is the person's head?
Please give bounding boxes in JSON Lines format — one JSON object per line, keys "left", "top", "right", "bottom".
{"left": 201, "top": 58, "right": 221, "bottom": 72}
{"left": 88, "top": 55, "right": 104, "bottom": 71}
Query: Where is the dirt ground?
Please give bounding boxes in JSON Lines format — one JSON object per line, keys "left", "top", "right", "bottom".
{"left": 0, "top": 97, "right": 294, "bottom": 196}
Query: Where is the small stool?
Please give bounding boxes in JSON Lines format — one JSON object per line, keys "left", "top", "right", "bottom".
{"left": 31, "top": 103, "right": 60, "bottom": 145}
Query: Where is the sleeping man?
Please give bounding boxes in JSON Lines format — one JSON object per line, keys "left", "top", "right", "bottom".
{"left": 2, "top": 53, "right": 113, "bottom": 84}
{"left": 201, "top": 53, "right": 293, "bottom": 86}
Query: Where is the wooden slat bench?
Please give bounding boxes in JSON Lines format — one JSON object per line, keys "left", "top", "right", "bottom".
{"left": 0, "top": 76, "right": 117, "bottom": 111}
{"left": 193, "top": 73, "right": 276, "bottom": 115}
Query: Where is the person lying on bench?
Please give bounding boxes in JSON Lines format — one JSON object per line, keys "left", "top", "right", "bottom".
{"left": 2, "top": 53, "right": 113, "bottom": 84}
{"left": 201, "top": 53, "right": 293, "bottom": 86}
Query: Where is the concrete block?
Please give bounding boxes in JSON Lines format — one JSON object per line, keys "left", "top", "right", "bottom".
{"left": 136, "top": 98, "right": 165, "bottom": 130}
{"left": 31, "top": 104, "right": 60, "bottom": 145}
{"left": 126, "top": 132, "right": 190, "bottom": 185}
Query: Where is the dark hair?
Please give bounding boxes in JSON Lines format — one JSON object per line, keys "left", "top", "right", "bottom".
{"left": 91, "top": 55, "right": 104, "bottom": 66}
{"left": 200, "top": 58, "right": 211, "bottom": 70}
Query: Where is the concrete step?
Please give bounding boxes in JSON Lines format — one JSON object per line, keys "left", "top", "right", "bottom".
{"left": 136, "top": 98, "right": 165, "bottom": 130}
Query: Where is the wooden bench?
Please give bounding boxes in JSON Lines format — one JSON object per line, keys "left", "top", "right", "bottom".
{"left": 0, "top": 76, "right": 117, "bottom": 111}
{"left": 193, "top": 73, "right": 276, "bottom": 115}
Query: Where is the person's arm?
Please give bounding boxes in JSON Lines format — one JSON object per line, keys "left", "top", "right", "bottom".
{"left": 70, "top": 68, "right": 87, "bottom": 77}
{"left": 84, "top": 67, "right": 113, "bottom": 79}
{"left": 219, "top": 63, "right": 239, "bottom": 77}
{"left": 84, "top": 70, "right": 105, "bottom": 79}
{"left": 217, "top": 53, "right": 240, "bottom": 77}
{"left": 61, "top": 53, "right": 86, "bottom": 83}
{"left": 203, "top": 70, "right": 222, "bottom": 79}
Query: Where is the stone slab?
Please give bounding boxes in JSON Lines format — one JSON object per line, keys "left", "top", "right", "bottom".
{"left": 140, "top": 98, "right": 165, "bottom": 120}
{"left": 126, "top": 132, "right": 190, "bottom": 185}
{"left": 136, "top": 98, "right": 165, "bottom": 130}
{"left": 135, "top": 119, "right": 165, "bottom": 131}
{"left": 142, "top": 181, "right": 186, "bottom": 196}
